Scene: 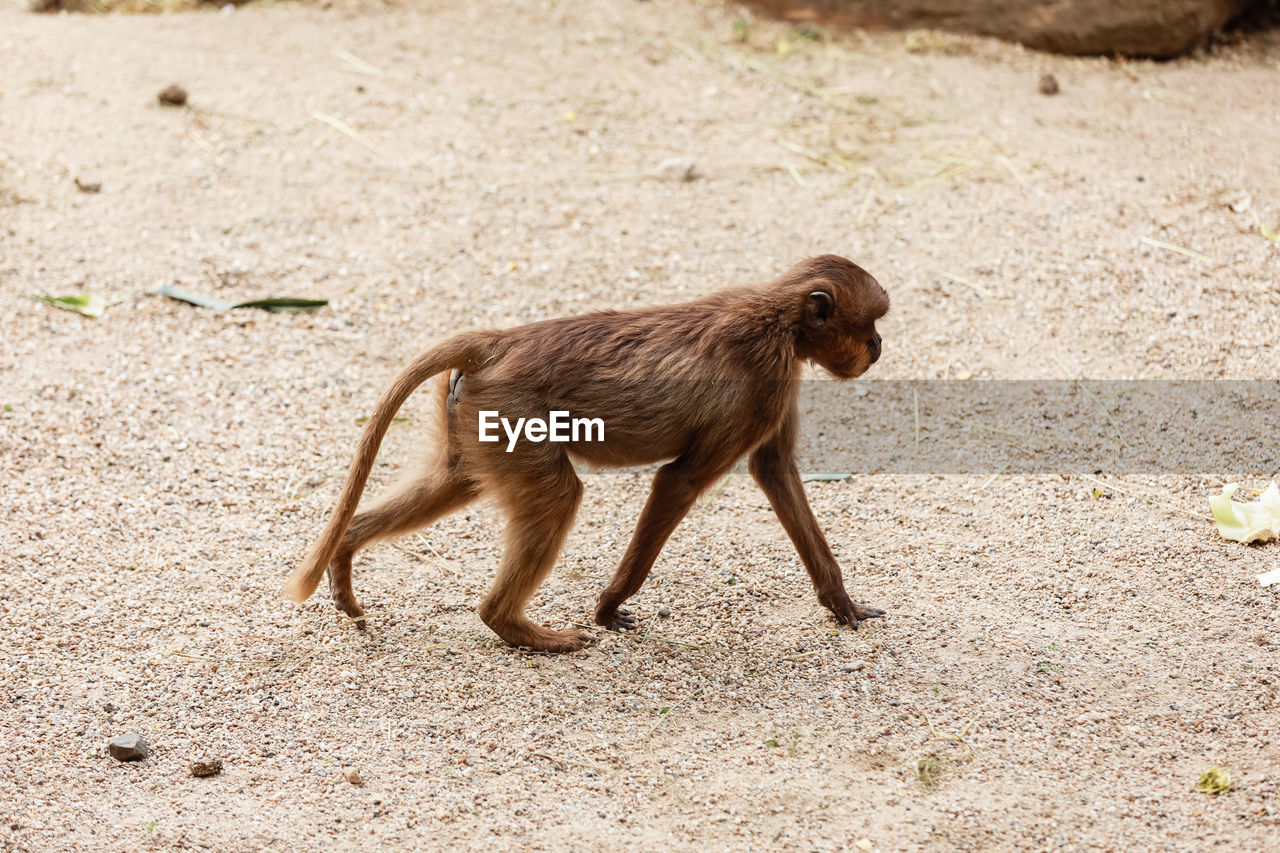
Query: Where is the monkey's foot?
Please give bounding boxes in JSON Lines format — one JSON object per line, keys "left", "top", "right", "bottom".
{"left": 333, "top": 598, "right": 368, "bottom": 631}
{"left": 594, "top": 606, "right": 637, "bottom": 632}
{"left": 329, "top": 585, "right": 367, "bottom": 631}
{"left": 517, "top": 626, "right": 592, "bottom": 654}
{"left": 821, "top": 591, "right": 886, "bottom": 628}
{"left": 481, "top": 611, "right": 592, "bottom": 653}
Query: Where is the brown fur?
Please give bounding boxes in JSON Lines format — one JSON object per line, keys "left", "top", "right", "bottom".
{"left": 283, "top": 255, "right": 890, "bottom": 652}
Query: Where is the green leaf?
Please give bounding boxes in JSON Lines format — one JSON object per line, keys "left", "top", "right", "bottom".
{"left": 764, "top": 739, "right": 780, "bottom": 748}
{"left": 35, "top": 294, "right": 106, "bottom": 318}
{"left": 231, "top": 297, "right": 329, "bottom": 314}
{"left": 158, "top": 284, "right": 328, "bottom": 314}
{"left": 801, "top": 472, "right": 852, "bottom": 482}
{"left": 1253, "top": 211, "right": 1280, "bottom": 242}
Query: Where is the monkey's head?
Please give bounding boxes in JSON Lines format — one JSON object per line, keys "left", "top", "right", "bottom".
{"left": 789, "top": 254, "right": 890, "bottom": 379}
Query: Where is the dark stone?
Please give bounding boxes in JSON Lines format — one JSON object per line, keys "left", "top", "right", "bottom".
{"left": 748, "top": 1, "right": 1250, "bottom": 57}
{"left": 157, "top": 84, "right": 188, "bottom": 107}
{"left": 107, "top": 733, "right": 149, "bottom": 762}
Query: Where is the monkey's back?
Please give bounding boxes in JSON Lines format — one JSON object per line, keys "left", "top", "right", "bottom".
{"left": 452, "top": 291, "right": 800, "bottom": 468}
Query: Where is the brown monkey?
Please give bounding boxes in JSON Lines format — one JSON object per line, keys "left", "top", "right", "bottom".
{"left": 283, "top": 254, "right": 890, "bottom": 652}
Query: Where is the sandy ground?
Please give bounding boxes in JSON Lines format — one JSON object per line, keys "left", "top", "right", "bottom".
{"left": 2, "top": 1, "right": 1280, "bottom": 850}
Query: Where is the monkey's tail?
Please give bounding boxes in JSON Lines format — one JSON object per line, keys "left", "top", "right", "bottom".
{"left": 282, "top": 332, "right": 494, "bottom": 604}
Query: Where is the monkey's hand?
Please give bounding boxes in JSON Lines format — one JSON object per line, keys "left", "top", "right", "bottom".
{"left": 820, "top": 589, "right": 886, "bottom": 628}
{"left": 594, "top": 605, "right": 638, "bottom": 632}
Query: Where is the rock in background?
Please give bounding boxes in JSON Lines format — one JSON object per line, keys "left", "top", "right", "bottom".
{"left": 751, "top": 0, "right": 1254, "bottom": 56}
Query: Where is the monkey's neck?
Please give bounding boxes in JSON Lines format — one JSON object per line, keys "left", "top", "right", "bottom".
{"left": 715, "top": 288, "right": 804, "bottom": 381}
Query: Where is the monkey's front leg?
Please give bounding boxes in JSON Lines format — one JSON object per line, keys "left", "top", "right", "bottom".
{"left": 595, "top": 456, "right": 729, "bottom": 631}
{"left": 748, "top": 425, "right": 885, "bottom": 628}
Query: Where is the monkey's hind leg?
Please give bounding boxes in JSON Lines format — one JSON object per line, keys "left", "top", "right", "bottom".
{"left": 477, "top": 459, "right": 589, "bottom": 653}
{"left": 329, "top": 466, "right": 479, "bottom": 626}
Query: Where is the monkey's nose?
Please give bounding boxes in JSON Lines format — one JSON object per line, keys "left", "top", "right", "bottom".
{"left": 867, "top": 333, "right": 882, "bottom": 363}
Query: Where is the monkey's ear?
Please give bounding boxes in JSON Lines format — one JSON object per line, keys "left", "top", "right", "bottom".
{"left": 804, "top": 290, "right": 834, "bottom": 329}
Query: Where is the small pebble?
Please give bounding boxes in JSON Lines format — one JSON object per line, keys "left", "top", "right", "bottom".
{"left": 1038, "top": 73, "right": 1060, "bottom": 95}
{"left": 157, "top": 84, "right": 188, "bottom": 107}
{"left": 73, "top": 177, "right": 101, "bottom": 194}
{"left": 108, "top": 733, "right": 149, "bottom": 762}
{"left": 657, "top": 606, "right": 671, "bottom": 618}
{"left": 1220, "top": 190, "right": 1252, "bottom": 214}
{"left": 190, "top": 757, "right": 223, "bottom": 778}
{"left": 343, "top": 767, "right": 362, "bottom": 785}
{"left": 841, "top": 660, "right": 866, "bottom": 673}
{"left": 656, "top": 157, "right": 699, "bottom": 182}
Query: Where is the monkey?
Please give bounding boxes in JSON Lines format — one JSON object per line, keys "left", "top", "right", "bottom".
{"left": 283, "top": 254, "right": 890, "bottom": 653}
